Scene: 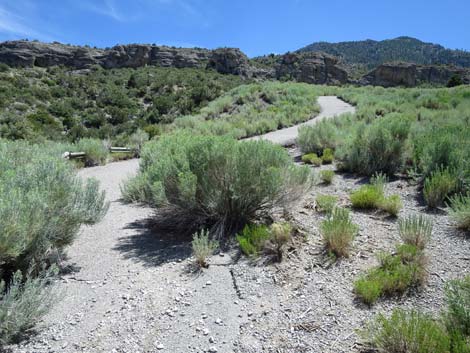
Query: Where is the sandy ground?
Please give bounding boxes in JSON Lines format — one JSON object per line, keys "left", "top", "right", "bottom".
{"left": 13, "top": 97, "right": 469, "bottom": 352}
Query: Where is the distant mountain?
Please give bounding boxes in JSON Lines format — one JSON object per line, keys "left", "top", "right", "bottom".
{"left": 298, "top": 36, "right": 470, "bottom": 69}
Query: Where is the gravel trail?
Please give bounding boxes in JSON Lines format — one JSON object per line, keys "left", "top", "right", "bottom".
{"left": 10, "top": 97, "right": 356, "bottom": 353}
{"left": 248, "top": 96, "right": 355, "bottom": 145}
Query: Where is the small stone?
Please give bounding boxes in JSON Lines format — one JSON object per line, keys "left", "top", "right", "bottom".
{"left": 208, "top": 347, "right": 218, "bottom": 353}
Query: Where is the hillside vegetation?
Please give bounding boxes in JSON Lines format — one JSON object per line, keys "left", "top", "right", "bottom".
{"left": 298, "top": 36, "right": 470, "bottom": 70}
{"left": 173, "top": 82, "right": 327, "bottom": 138}
{"left": 299, "top": 85, "right": 470, "bottom": 203}
{"left": 0, "top": 65, "right": 244, "bottom": 142}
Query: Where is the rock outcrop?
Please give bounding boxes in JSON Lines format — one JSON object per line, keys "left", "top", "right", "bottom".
{"left": 274, "top": 52, "right": 349, "bottom": 85}
{"left": 361, "top": 62, "right": 470, "bottom": 87}
{"left": 0, "top": 40, "right": 350, "bottom": 84}
{"left": 0, "top": 40, "right": 213, "bottom": 70}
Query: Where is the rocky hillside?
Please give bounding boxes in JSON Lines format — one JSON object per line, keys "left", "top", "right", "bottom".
{"left": 298, "top": 36, "right": 470, "bottom": 69}
{"left": 361, "top": 62, "right": 470, "bottom": 87}
{"left": 1, "top": 39, "right": 469, "bottom": 88}
{"left": 0, "top": 40, "right": 349, "bottom": 85}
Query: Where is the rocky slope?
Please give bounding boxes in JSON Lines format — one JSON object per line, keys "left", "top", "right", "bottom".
{"left": 2, "top": 40, "right": 469, "bottom": 87}
{"left": 360, "top": 62, "right": 470, "bottom": 87}
{"left": 0, "top": 40, "right": 349, "bottom": 84}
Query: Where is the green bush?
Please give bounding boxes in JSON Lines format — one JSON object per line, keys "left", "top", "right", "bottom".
{"left": 0, "top": 141, "right": 108, "bottom": 278}
{"left": 364, "top": 309, "right": 451, "bottom": 353}
{"left": 350, "top": 174, "right": 401, "bottom": 216}
{"left": 340, "top": 117, "right": 409, "bottom": 176}
{"left": 424, "top": 168, "right": 458, "bottom": 208}
{"left": 76, "top": 138, "right": 109, "bottom": 166}
{"left": 321, "top": 148, "right": 334, "bottom": 164}
{"left": 321, "top": 207, "right": 358, "bottom": 258}
{"left": 264, "top": 222, "right": 293, "bottom": 262}
{"left": 445, "top": 277, "right": 470, "bottom": 337}
{"left": 448, "top": 194, "right": 470, "bottom": 231}
{"left": 122, "top": 133, "right": 312, "bottom": 237}
{"left": 398, "top": 214, "right": 433, "bottom": 250}
{"left": 378, "top": 195, "right": 403, "bottom": 217}
{"left": 237, "top": 223, "right": 292, "bottom": 261}
{"left": 319, "top": 170, "right": 335, "bottom": 184}
{"left": 354, "top": 244, "right": 426, "bottom": 305}
{"left": 236, "top": 224, "right": 271, "bottom": 256}
{"left": 302, "top": 153, "right": 322, "bottom": 166}
{"left": 298, "top": 119, "right": 339, "bottom": 155}
{"left": 0, "top": 267, "right": 58, "bottom": 345}
{"left": 350, "top": 184, "right": 383, "bottom": 209}
{"left": 191, "top": 229, "right": 218, "bottom": 268}
{"left": 316, "top": 194, "right": 338, "bottom": 214}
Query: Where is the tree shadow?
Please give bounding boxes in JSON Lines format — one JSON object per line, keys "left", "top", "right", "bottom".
{"left": 114, "top": 217, "right": 193, "bottom": 267}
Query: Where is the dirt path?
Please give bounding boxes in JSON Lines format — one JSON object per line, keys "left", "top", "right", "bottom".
{"left": 11, "top": 97, "right": 356, "bottom": 353}
{"left": 248, "top": 96, "right": 355, "bottom": 145}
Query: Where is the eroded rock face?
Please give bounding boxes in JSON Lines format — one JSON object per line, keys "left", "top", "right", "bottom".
{"left": 0, "top": 40, "right": 213, "bottom": 70}
{"left": 361, "top": 62, "right": 470, "bottom": 87}
{"left": 0, "top": 40, "right": 349, "bottom": 84}
{"left": 207, "top": 48, "right": 250, "bottom": 75}
{"left": 0, "top": 41, "right": 104, "bottom": 67}
{"left": 274, "top": 52, "right": 349, "bottom": 85}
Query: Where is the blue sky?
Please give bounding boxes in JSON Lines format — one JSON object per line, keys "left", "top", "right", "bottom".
{"left": 0, "top": 0, "right": 468, "bottom": 57}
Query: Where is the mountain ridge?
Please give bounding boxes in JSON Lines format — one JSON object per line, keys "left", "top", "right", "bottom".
{"left": 297, "top": 36, "right": 470, "bottom": 69}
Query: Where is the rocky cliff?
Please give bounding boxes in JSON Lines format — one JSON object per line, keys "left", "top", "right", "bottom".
{"left": 0, "top": 40, "right": 349, "bottom": 84}
{"left": 274, "top": 52, "right": 349, "bottom": 85}
{"left": 361, "top": 62, "right": 470, "bottom": 87}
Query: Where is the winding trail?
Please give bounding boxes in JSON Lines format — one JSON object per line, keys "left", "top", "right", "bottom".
{"left": 248, "top": 96, "right": 355, "bottom": 145}
{"left": 12, "top": 97, "right": 355, "bottom": 353}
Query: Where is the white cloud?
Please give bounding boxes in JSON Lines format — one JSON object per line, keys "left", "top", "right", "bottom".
{"left": 77, "top": 0, "right": 141, "bottom": 22}
{"left": 0, "top": 5, "right": 55, "bottom": 41}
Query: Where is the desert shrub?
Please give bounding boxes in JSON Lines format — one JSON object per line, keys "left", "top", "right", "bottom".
{"left": 123, "top": 133, "right": 312, "bottom": 237}
{"left": 316, "top": 194, "right": 338, "bottom": 214}
{"left": 186, "top": 82, "right": 321, "bottom": 138}
{"left": 424, "top": 167, "right": 458, "bottom": 208}
{"left": 350, "top": 174, "right": 401, "bottom": 216}
{"left": 398, "top": 214, "right": 433, "bottom": 250}
{"left": 0, "top": 267, "right": 58, "bottom": 345}
{"left": 0, "top": 141, "right": 108, "bottom": 278}
{"left": 378, "top": 195, "right": 403, "bottom": 217}
{"left": 364, "top": 309, "right": 451, "bottom": 353}
{"left": 448, "top": 194, "right": 470, "bottom": 231}
{"left": 340, "top": 117, "right": 409, "bottom": 176}
{"left": 127, "top": 129, "right": 149, "bottom": 157}
{"left": 445, "top": 277, "right": 470, "bottom": 337}
{"left": 298, "top": 119, "right": 339, "bottom": 155}
{"left": 237, "top": 222, "right": 292, "bottom": 261}
{"left": 354, "top": 244, "right": 426, "bottom": 305}
{"left": 350, "top": 184, "right": 383, "bottom": 209}
{"left": 448, "top": 74, "right": 464, "bottom": 88}
{"left": 319, "top": 170, "right": 335, "bottom": 184}
{"left": 76, "top": 138, "right": 109, "bottom": 166}
{"left": 236, "top": 224, "right": 271, "bottom": 256}
{"left": 264, "top": 222, "right": 293, "bottom": 262}
{"left": 321, "top": 148, "right": 334, "bottom": 164}
{"left": 302, "top": 153, "right": 322, "bottom": 166}
{"left": 321, "top": 207, "right": 358, "bottom": 258}
{"left": 191, "top": 229, "right": 218, "bottom": 268}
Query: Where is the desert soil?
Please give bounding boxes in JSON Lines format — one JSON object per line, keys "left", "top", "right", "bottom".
{"left": 9, "top": 97, "right": 470, "bottom": 353}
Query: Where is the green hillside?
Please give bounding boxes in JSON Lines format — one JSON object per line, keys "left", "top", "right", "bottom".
{"left": 298, "top": 36, "right": 470, "bottom": 69}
